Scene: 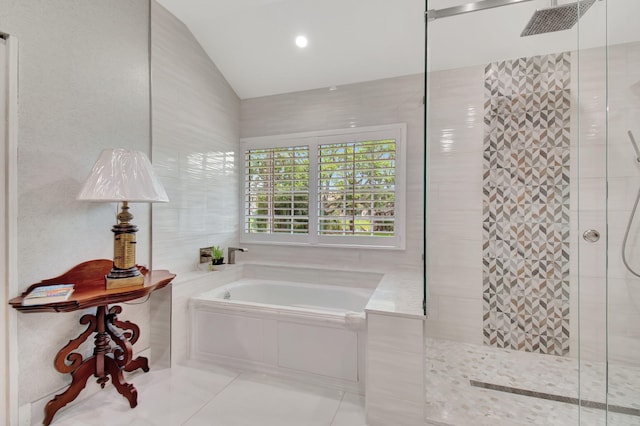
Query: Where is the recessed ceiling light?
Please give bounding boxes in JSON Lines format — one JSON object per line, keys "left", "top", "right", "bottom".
{"left": 295, "top": 35, "right": 308, "bottom": 48}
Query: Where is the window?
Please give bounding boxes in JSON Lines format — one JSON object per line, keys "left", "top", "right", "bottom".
{"left": 241, "top": 124, "right": 406, "bottom": 248}
{"left": 244, "top": 146, "right": 309, "bottom": 234}
{"left": 318, "top": 140, "right": 396, "bottom": 237}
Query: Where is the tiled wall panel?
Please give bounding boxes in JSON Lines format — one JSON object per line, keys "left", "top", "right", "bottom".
{"left": 482, "top": 53, "right": 571, "bottom": 355}
{"left": 427, "top": 42, "right": 640, "bottom": 367}
{"left": 366, "top": 313, "right": 425, "bottom": 426}
{"left": 4, "top": 0, "right": 152, "bottom": 411}
{"left": 151, "top": 1, "right": 240, "bottom": 280}
{"left": 577, "top": 41, "right": 640, "bottom": 366}
{"left": 425, "top": 64, "right": 485, "bottom": 345}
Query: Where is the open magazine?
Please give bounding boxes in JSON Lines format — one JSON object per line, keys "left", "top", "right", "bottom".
{"left": 22, "top": 284, "right": 75, "bottom": 306}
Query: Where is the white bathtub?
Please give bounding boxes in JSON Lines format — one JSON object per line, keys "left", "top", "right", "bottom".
{"left": 189, "top": 265, "right": 379, "bottom": 393}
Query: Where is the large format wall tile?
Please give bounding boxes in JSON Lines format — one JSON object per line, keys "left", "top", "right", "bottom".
{"left": 151, "top": 2, "right": 240, "bottom": 279}
{"left": 5, "top": 0, "right": 152, "bottom": 411}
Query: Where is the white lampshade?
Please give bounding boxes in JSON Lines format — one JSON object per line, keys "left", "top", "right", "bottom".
{"left": 77, "top": 148, "right": 169, "bottom": 202}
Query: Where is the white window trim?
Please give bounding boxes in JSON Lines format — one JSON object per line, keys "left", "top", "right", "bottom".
{"left": 240, "top": 123, "right": 407, "bottom": 250}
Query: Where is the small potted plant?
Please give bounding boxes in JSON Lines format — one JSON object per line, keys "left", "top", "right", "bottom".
{"left": 211, "top": 246, "right": 224, "bottom": 265}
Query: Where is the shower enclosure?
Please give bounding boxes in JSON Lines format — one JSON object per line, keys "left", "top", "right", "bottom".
{"left": 424, "top": 0, "right": 640, "bottom": 424}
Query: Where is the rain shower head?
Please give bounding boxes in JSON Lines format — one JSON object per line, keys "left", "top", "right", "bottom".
{"left": 520, "top": 0, "right": 596, "bottom": 37}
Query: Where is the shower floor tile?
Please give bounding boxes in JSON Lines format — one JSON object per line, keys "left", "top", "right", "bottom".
{"left": 425, "top": 337, "right": 640, "bottom": 426}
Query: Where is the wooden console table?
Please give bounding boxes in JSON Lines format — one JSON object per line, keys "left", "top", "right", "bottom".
{"left": 9, "top": 259, "right": 175, "bottom": 425}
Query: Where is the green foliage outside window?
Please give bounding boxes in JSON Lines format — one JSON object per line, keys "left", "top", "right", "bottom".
{"left": 244, "top": 139, "right": 396, "bottom": 238}
{"left": 245, "top": 146, "right": 309, "bottom": 234}
{"left": 318, "top": 139, "right": 395, "bottom": 236}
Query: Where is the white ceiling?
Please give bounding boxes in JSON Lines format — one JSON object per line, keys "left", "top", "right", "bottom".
{"left": 156, "top": 0, "right": 640, "bottom": 100}
{"left": 156, "top": 0, "right": 425, "bottom": 99}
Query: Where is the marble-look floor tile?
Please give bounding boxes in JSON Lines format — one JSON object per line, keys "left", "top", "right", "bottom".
{"left": 330, "top": 393, "right": 366, "bottom": 426}
{"left": 50, "top": 365, "right": 240, "bottom": 426}
{"left": 183, "top": 372, "right": 344, "bottom": 426}
{"left": 43, "top": 364, "right": 370, "bottom": 426}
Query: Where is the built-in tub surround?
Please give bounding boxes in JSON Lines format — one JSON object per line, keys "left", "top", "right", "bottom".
{"left": 364, "top": 270, "right": 425, "bottom": 426}
{"left": 188, "top": 264, "right": 381, "bottom": 393}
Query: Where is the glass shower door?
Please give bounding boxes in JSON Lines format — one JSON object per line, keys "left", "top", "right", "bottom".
{"left": 424, "top": 0, "right": 585, "bottom": 422}
{"left": 423, "top": 0, "right": 639, "bottom": 424}
{"left": 600, "top": 0, "right": 640, "bottom": 424}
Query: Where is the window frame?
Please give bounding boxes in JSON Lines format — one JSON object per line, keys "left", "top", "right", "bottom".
{"left": 240, "top": 123, "right": 406, "bottom": 249}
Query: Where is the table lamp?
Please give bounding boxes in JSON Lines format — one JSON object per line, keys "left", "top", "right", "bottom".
{"left": 77, "top": 148, "right": 169, "bottom": 289}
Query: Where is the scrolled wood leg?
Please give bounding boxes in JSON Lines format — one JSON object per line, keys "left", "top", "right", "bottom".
{"left": 43, "top": 304, "right": 149, "bottom": 424}
{"left": 104, "top": 355, "right": 138, "bottom": 408}
{"left": 53, "top": 313, "right": 97, "bottom": 374}
{"left": 43, "top": 358, "right": 96, "bottom": 426}
{"left": 106, "top": 306, "right": 149, "bottom": 373}
{"left": 124, "top": 355, "right": 149, "bottom": 373}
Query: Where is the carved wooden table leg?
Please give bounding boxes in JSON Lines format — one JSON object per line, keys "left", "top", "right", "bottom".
{"left": 43, "top": 358, "right": 96, "bottom": 426}
{"left": 42, "top": 305, "right": 150, "bottom": 425}
{"left": 104, "top": 355, "right": 138, "bottom": 408}
{"left": 105, "top": 305, "right": 150, "bottom": 373}
{"left": 94, "top": 306, "right": 111, "bottom": 388}
{"left": 43, "top": 311, "right": 98, "bottom": 425}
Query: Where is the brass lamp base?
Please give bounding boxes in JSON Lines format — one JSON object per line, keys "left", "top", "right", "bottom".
{"left": 106, "top": 267, "right": 144, "bottom": 290}
{"left": 106, "top": 274, "right": 145, "bottom": 290}
{"left": 106, "top": 201, "right": 144, "bottom": 290}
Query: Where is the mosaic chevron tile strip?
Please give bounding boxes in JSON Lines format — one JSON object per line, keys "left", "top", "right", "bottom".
{"left": 482, "top": 52, "right": 571, "bottom": 356}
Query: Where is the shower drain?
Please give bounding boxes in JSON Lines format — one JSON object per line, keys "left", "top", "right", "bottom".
{"left": 470, "top": 380, "right": 640, "bottom": 417}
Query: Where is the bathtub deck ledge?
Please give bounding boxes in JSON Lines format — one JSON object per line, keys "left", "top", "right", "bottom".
{"left": 365, "top": 270, "right": 424, "bottom": 319}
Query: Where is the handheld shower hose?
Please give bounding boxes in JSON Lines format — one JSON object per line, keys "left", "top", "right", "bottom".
{"left": 622, "top": 130, "right": 640, "bottom": 277}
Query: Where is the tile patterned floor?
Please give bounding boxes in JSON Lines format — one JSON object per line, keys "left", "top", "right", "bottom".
{"left": 425, "top": 338, "right": 640, "bottom": 426}
{"left": 41, "top": 340, "right": 640, "bottom": 426}
{"left": 48, "top": 363, "right": 367, "bottom": 426}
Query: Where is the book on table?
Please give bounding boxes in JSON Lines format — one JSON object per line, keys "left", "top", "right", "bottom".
{"left": 22, "top": 284, "right": 75, "bottom": 306}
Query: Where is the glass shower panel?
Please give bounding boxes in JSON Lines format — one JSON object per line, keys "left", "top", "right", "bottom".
{"left": 604, "top": 1, "right": 640, "bottom": 424}
{"left": 574, "top": 0, "right": 607, "bottom": 423}
{"left": 422, "top": 0, "right": 621, "bottom": 424}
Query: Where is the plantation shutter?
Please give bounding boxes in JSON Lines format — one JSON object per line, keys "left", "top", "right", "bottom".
{"left": 244, "top": 146, "right": 309, "bottom": 234}
{"left": 317, "top": 139, "right": 396, "bottom": 237}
